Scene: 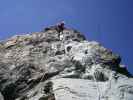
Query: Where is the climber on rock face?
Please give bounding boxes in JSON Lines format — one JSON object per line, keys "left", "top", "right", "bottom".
{"left": 43, "top": 21, "right": 65, "bottom": 40}
{"left": 44, "top": 21, "right": 65, "bottom": 33}
{"left": 56, "top": 21, "right": 65, "bottom": 33}
{"left": 55, "top": 21, "right": 65, "bottom": 40}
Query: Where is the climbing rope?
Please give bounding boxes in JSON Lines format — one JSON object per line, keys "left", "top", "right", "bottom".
{"left": 93, "top": 73, "right": 101, "bottom": 100}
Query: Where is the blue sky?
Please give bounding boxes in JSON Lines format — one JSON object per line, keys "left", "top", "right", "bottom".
{"left": 0, "top": 0, "right": 133, "bottom": 74}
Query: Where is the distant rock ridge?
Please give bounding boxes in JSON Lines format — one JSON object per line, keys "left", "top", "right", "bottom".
{"left": 0, "top": 23, "right": 132, "bottom": 100}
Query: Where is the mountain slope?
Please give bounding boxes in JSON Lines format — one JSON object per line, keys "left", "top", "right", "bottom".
{"left": 0, "top": 23, "right": 132, "bottom": 100}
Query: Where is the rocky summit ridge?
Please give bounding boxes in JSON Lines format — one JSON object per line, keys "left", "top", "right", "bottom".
{"left": 0, "top": 23, "right": 133, "bottom": 100}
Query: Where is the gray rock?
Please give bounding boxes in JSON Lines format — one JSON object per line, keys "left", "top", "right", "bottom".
{"left": 0, "top": 23, "right": 132, "bottom": 100}
{"left": 52, "top": 78, "right": 133, "bottom": 100}
{"left": 0, "top": 92, "right": 4, "bottom": 100}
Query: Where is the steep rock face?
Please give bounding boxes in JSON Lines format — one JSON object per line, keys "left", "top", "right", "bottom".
{"left": 0, "top": 24, "right": 132, "bottom": 100}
